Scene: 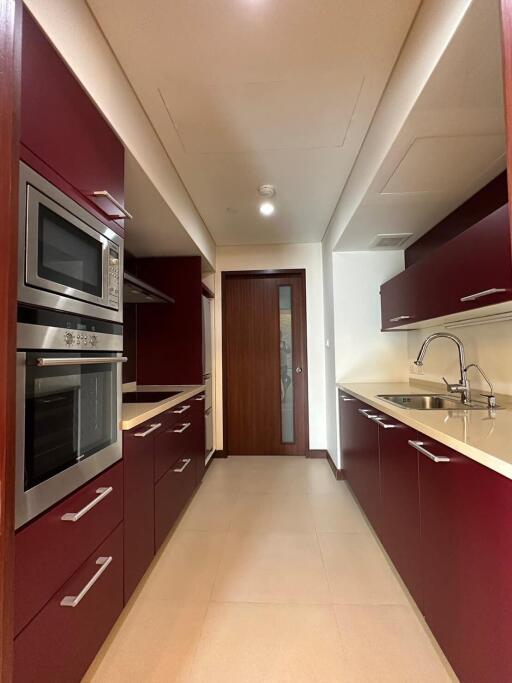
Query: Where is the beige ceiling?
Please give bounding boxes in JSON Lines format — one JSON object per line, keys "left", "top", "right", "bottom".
{"left": 336, "top": 0, "right": 506, "bottom": 251}
{"left": 87, "top": 0, "right": 421, "bottom": 246}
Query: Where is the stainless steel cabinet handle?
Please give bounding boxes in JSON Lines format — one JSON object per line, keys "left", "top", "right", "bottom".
{"left": 460, "top": 288, "right": 507, "bottom": 302}
{"left": 369, "top": 415, "right": 400, "bottom": 429}
{"left": 173, "top": 458, "right": 191, "bottom": 473}
{"left": 35, "top": 357, "right": 127, "bottom": 367}
{"left": 134, "top": 423, "right": 162, "bottom": 437}
{"left": 60, "top": 556, "right": 113, "bottom": 607}
{"left": 194, "top": 395, "right": 206, "bottom": 402}
{"left": 339, "top": 395, "right": 356, "bottom": 402}
{"left": 170, "top": 404, "right": 190, "bottom": 414}
{"left": 88, "top": 190, "right": 133, "bottom": 219}
{"left": 390, "top": 315, "right": 412, "bottom": 322}
{"left": 205, "top": 406, "right": 213, "bottom": 416}
{"left": 358, "top": 408, "right": 374, "bottom": 415}
{"left": 408, "top": 440, "right": 450, "bottom": 463}
{"left": 172, "top": 422, "right": 191, "bottom": 434}
{"left": 61, "top": 487, "right": 113, "bottom": 522}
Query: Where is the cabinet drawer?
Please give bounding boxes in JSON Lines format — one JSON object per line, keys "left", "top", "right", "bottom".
{"left": 155, "top": 418, "right": 194, "bottom": 482}
{"left": 155, "top": 456, "right": 196, "bottom": 550}
{"left": 15, "top": 461, "right": 123, "bottom": 636}
{"left": 14, "top": 524, "right": 124, "bottom": 683}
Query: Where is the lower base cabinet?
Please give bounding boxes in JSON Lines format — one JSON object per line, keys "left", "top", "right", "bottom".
{"left": 339, "top": 389, "right": 512, "bottom": 683}
{"left": 14, "top": 524, "right": 124, "bottom": 683}
{"left": 155, "top": 454, "right": 196, "bottom": 551}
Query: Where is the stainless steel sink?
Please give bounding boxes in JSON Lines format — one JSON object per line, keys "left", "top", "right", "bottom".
{"left": 376, "top": 394, "right": 498, "bottom": 410}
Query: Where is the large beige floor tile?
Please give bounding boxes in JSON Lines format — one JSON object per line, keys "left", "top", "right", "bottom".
{"left": 212, "top": 531, "right": 330, "bottom": 604}
{"left": 178, "top": 490, "right": 239, "bottom": 531}
{"left": 310, "top": 488, "right": 371, "bottom": 533}
{"left": 318, "top": 532, "right": 409, "bottom": 605}
{"left": 140, "top": 530, "right": 227, "bottom": 602}
{"left": 83, "top": 599, "right": 207, "bottom": 683}
{"left": 334, "top": 604, "right": 455, "bottom": 682}
{"left": 188, "top": 602, "right": 346, "bottom": 683}
{"left": 230, "top": 492, "right": 316, "bottom": 532}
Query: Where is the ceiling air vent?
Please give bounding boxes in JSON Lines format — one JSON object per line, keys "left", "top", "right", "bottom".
{"left": 370, "top": 233, "right": 413, "bottom": 249}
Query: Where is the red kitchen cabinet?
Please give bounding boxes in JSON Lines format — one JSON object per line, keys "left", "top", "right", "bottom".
{"left": 339, "top": 393, "right": 381, "bottom": 534}
{"left": 154, "top": 408, "right": 192, "bottom": 483}
{"left": 21, "top": 10, "right": 125, "bottom": 235}
{"left": 190, "top": 394, "right": 206, "bottom": 483}
{"left": 155, "top": 453, "right": 196, "bottom": 551}
{"left": 14, "top": 461, "right": 123, "bottom": 636}
{"left": 381, "top": 203, "right": 512, "bottom": 330}
{"left": 378, "top": 421, "right": 422, "bottom": 608}
{"left": 123, "top": 425, "right": 157, "bottom": 602}
{"left": 416, "top": 435, "right": 512, "bottom": 683}
{"left": 14, "top": 524, "right": 124, "bottom": 683}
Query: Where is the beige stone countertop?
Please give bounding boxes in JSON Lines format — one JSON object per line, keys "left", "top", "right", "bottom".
{"left": 338, "top": 380, "right": 512, "bottom": 480}
{"left": 121, "top": 384, "right": 205, "bottom": 431}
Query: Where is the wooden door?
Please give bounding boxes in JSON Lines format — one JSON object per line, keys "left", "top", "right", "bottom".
{"left": 222, "top": 271, "right": 308, "bottom": 455}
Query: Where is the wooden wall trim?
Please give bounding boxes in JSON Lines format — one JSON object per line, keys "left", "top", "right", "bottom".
{"left": 0, "top": 0, "right": 20, "bottom": 679}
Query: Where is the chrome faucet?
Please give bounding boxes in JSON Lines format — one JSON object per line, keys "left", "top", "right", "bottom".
{"left": 414, "top": 333, "right": 471, "bottom": 404}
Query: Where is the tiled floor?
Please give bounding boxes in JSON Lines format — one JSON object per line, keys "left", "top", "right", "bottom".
{"left": 83, "top": 456, "right": 456, "bottom": 682}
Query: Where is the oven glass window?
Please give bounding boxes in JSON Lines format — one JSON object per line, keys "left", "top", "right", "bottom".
{"left": 24, "top": 352, "right": 118, "bottom": 490}
{"left": 38, "top": 205, "right": 103, "bottom": 297}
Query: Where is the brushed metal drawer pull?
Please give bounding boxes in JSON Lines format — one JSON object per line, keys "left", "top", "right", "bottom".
{"left": 172, "top": 422, "right": 191, "bottom": 434}
{"left": 134, "top": 423, "right": 162, "bottom": 437}
{"left": 88, "top": 190, "right": 133, "bottom": 219}
{"left": 61, "top": 487, "right": 113, "bottom": 522}
{"left": 339, "top": 395, "right": 356, "bottom": 401}
{"left": 390, "top": 315, "right": 412, "bottom": 322}
{"left": 60, "top": 556, "right": 113, "bottom": 607}
{"left": 36, "top": 357, "right": 127, "bottom": 367}
{"left": 369, "top": 415, "right": 400, "bottom": 429}
{"left": 358, "top": 408, "right": 375, "bottom": 417}
{"left": 193, "top": 395, "right": 206, "bottom": 402}
{"left": 408, "top": 440, "right": 450, "bottom": 463}
{"left": 170, "top": 405, "right": 190, "bottom": 414}
{"left": 460, "top": 288, "right": 507, "bottom": 303}
{"left": 173, "top": 458, "right": 191, "bottom": 473}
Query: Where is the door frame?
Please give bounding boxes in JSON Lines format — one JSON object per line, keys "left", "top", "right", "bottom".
{"left": 0, "top": 0, "right": 20, "bottom": 679}
{"left": 221, "top": 268, "right": 309, "bottom": 456}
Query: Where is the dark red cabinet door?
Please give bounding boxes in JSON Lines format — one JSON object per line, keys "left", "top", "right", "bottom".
{"left": 189, "top": 394, "right": 206, "bottom": 483}
{"left": 418, "top": 436, "right": 512, "bottom": 682}
{"left": 339, "top": 394, "right": 381, "bottom": 533}
{"left": 154, "top": 457, "right": 196, "bottom": 551}
{"left": 154, "top": 415, "right": 192, "bottom": 483}
{"left": 380, "top": 266, "right": 417, "bottom": 329}
{"left": 123, "top": 430, "right": 156, "bottom": 602}
{"left": 21, "top": 10, "right": 125, "bottom": 233}
{"left": 378, "top": 421, "right": 422, "bottom": 608}
{"left": 14, "top": 524, "right": 124, "bottom": 683}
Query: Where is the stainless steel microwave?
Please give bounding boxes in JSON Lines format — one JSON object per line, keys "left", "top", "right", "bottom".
{"left": 18, "top": 162, "right": 123, "bottom": 323}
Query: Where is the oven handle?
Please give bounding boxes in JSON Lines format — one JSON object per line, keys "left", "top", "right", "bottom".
{"left": 34, "top": 357, "right": 128, "bottom": 367}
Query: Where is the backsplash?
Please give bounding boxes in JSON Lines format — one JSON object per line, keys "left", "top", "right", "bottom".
{"left": 408, "top": 320, "right": 512, "bottom": 396}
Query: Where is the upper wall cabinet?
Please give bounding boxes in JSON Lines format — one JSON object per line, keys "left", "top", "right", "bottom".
{"left": 381, "top": 204, "right": 512, "bottom": 330}
{"left": 21, "top": 10, "right": 126, "bottom": 235}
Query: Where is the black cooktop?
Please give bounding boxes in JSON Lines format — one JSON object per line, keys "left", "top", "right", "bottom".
{"left": 123, "top": 391, "right": 180, "bottom": 404}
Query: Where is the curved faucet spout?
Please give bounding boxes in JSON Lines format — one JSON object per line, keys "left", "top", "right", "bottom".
{"left": 414, "top": 333, "right": 469, "bottom": 404}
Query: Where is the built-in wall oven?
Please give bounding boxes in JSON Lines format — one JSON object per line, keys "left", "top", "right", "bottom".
{"left": 18, "top": 162, "right": 123, "bottom": 324}
{"left": 16, "top": 306, "right": 125, "bottom": 528}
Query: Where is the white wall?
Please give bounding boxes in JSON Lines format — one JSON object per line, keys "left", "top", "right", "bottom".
{"left": 322, "top": 244, "right": 339, "bottom": 467}
{"left": 214, "top": 244, "right": 326, "bottom": 451}
{"left": 26, "top": 0, "right": 216, "bottom": 269}
{"left": 333, "top": 251, "right": 408, "bottom": 382}
{"left": 408, "top": 321, "right": 512, "bottom": 396}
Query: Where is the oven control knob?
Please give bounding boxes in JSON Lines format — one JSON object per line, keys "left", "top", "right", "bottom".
{"left": 90, "top": 335, "right": 98, "bottom": 347}
{"left": 64, "top": 332, "right": 75, "bottom": 346}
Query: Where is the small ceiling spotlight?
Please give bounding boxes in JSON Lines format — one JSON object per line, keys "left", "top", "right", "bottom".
{"left": 259, "top": 202, "right": 275, "bottom": 216}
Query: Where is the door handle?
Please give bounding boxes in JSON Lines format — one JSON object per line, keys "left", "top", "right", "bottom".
{"left": 295, "top": 367, "right": 303, "bottom": 374}
{"left": 460, "top": 288, "right": 507, "bottom": 302}
{"left": 173, "top": 458, "right": 191, "bottom": 473}
{"left": 171, "top": 422, "right": 191, "bottom": 434}
{"left": 61, "top": 487, "right": 113, "bottom": 522}
{"left": 408, "top": 440, "right": 450, "bottom": 463}
{"left": 134, "top": 423, "right": 162, "bottom": 437}
{"left": 60, "top": 556, "right": 113, "bottom": 607}
{"left": 170, "top": 404, "right": 190, "bottom": 414}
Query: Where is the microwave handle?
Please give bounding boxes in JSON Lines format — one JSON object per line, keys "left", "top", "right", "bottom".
{"left": 34, "top": 357, "right": 128, "bottom": 367}
{"left": 88, "top": 190, "right": 133, "bottom": 220}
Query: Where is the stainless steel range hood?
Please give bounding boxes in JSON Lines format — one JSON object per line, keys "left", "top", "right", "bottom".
{"left": 123, "top": 272, "right": 175, "bottom": 304}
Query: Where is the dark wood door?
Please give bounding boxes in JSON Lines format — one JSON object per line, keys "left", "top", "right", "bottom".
{"left": 222, "top": 271, "right": 308, "bottom": 455}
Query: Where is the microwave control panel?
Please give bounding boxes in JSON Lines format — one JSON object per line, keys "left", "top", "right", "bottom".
{"left": 107, "top": 246, "right": 120, "bottom": 309}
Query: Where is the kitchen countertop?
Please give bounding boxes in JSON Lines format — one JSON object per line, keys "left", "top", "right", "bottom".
{"left": 121, "top": 384, "right": 205, "bottom": 431}
{"left": 338, "top": 380, "right": 512, "bottom": 480}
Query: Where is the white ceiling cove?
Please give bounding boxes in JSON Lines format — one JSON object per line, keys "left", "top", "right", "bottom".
{"left": 337, "top": 0, "right": 506, "bottom": 251}
{"left": 87, "top": 0, "right": 421, "bottom": 245}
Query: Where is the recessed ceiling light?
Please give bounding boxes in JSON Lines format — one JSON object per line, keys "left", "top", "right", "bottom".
{"left": 260, "top": 202, "right": 274, "bottom": 216}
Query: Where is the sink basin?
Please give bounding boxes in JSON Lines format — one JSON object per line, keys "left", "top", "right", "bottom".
{"left": 376, "top": 394, "right": 498, "bottom": 410}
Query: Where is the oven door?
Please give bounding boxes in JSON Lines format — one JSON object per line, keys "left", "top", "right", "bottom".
{"left": 15, "top": 351, "right": 124, "bottom": 529}
{"left": 25, "top": 183, "right": 110, "bottom": 307}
